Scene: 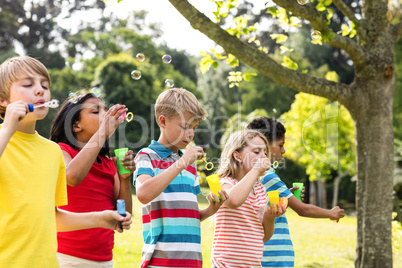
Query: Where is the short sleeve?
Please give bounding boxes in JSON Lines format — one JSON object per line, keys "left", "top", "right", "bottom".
{"left": 55, "top": 149, "right": 68, "bottom": 207}
{"left": 220, "top": 177, "right": 236, "bottom": 187}
{"left": 133, "top": 151, "right": 155, "bottom": 186}
{"left": 261, "top": 169, "right": 293, "bottom": 199}
{"left": 194, "top": 166, "right": 201, "bottom": 195}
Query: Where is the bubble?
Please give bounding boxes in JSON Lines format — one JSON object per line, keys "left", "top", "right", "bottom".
{"left": 131, "top": 70, "right": 142, "bottom": 80}
{"left": 297, "top": 0, "right": 309, "bottom": 5}
{"left": 162, "top": 54, "right": 172, "bottom": 64}
{"left": 311, "top": 30, "right": 322, "bottom": 41}
{"left": 136, "top": 53, "right": 145, "bottom": 62}
{"left": 91, "top": 87, "right": 101, "bottom": 97}
{"left": 273, "top": 108, "right": 277, "bottom": 113}
{"left": 165, "top": 79, "right": 174, "bottom": 88}
{"left": 68, "top": 92, "right": 78, "bottom": 104}
{"left": 183, "top": 51, "right": 191, "bottom": 56}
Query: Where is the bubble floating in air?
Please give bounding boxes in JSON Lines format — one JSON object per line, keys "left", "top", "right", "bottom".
{"left": 165, "top": 79, "right": 174, "bottom": 88}
{"left": 162, "top": 54, "right": 172, "bottom": 64}
{"left": 297, "top": 0, "right": 309, "bottom": 5}
{"left": 311, "top": 30, "right": 322, "bottom": 41}
{"left": 131, "top": 70, "right": 142, "bottom": 80}
{"left": 91, "top": 87, "right": 101, "bottom": 97}
{"left": 68, "top": 92, "right": 78, "bottom": 104}
{"left": 136, "top": 53, "right": 145, "bottom": 62}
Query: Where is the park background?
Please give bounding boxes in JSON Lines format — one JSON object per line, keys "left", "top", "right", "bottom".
{"left": 1, "top": 0, "right": 402, "bottom": 267}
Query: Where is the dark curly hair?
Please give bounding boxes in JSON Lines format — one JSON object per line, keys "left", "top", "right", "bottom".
{"left": 246, "top": 117, "right": 286, "bottom": 143}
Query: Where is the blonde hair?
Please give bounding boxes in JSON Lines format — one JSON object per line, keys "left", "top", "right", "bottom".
{"left": 217, "top": 129, "right": 269, "bottom": 179}
{"left": 154, "top": 88, "right": 207, "bottom": 125}
{"left": 0, "top": 56, "right": 51, "bottom": 119}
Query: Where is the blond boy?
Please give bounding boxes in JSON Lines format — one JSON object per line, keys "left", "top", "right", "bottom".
{"left": 134, "top": 88, "right": 228, "bottom": 268}
{"left": 0, "top": 56, "right": 132, "bottom": 268}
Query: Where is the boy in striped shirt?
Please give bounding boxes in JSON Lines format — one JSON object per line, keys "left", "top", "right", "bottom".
{"left": 247, "top": 117, "right": 345, "bottom": 268}
{"left": 134, "top": 88, "right": 228, "bottom": 268}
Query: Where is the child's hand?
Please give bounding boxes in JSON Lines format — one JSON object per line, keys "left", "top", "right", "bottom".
{"left": 2, "top": 101, "right": 29, "bottom": 133}
{"left": 289, "top": 185, "right": 305, "bottom": 201}
{"left": 112, "top": 149, "right": 136, "bottom": 179}
{"left": 329, "top": 206, "right": 345, "bottom": 222}
{"left": 99, "top": 210, "right": 132, "bottom": 233}
{"left": 179, "top": 146, "right": 204, "bottom": 168}
{"left": 252, "top": 157, "right": 271, "bottom": 176}
{"left": 99, "top": 104, "right": 127, "bottom": 139}
{"left": 206, "top": 190, "right": 229, "bottom": 215}
{"left": 264, "top": 203, "right": 286, "bottom": 220}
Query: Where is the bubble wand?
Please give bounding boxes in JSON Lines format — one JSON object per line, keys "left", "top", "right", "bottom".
{"left": 27, "top": 99, "right": 59, "bottom": 112}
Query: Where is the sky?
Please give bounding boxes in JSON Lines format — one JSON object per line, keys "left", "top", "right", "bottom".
{"left": 57, "top": 0, "right": 268, "bottom": 56}
{"left": 58, "top": 0, "right": 218, "bottom": 55}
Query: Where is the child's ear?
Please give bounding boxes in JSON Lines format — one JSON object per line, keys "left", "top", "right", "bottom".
{"left": 158, "top": 115, "right": 167, "bottom": 128}
{"left": 72, "top": 121, "right": 82, "bottom": 133}
{"left": 233, "top": 151, "right": 242, "bottom": 163}
{"left": 0, "top": 99, "right": 9, "bottom": 107}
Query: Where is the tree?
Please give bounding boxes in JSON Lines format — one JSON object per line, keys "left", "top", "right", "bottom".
{"left": 165, "top": 0, "right": 396, "bottom": 266}
{"left": 0, "top": 0, "right": 105, "bottom": 52}
{"left": 281, "top": 92, "right": 356, "bottom": 208}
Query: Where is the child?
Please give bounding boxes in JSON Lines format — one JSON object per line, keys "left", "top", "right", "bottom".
{"left": 211, "top": 129, "right": 286, "bottom": 268}
{"left": 247, "top": 117, "right": 345, "bottom": 268}
{"left": 50, "top": 92, "right": 135, "bottom": 267}
{"left": 0, "top": 56, "right": 132, "bottom": 268}
{"left": 134, "top": 88, "right": 229, "bottom": 268}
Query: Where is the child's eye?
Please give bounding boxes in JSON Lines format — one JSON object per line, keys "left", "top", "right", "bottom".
{"left": 23, "top": 84, "right": 32, "bottom": 87}
{"left": 181, "top": 126, "right": 189, "bottom": 130}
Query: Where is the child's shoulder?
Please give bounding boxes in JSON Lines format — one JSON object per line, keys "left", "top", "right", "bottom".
{"left": 261, "top": 168, "right": 282, "bottom": 184}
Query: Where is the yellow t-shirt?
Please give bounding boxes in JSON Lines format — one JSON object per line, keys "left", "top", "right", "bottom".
{"left": 0, "top": 125, "right": 67, "bottom": 268}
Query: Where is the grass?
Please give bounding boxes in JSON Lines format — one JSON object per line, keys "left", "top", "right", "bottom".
{"left": 113, "top": 190, "right": 402, "bottom": 268}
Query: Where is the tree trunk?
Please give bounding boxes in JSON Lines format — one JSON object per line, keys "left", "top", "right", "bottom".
{"left": 317, "top": 180, "right": 327, "bottom": 208}
{"left": 332, "top": 172, "right": 348, "bottom": 208}
{"left": 353, "top": 79, "right": 395, "bottom": 267}
{"left": 309, "top": 180, "right": 317, "bottom": 206}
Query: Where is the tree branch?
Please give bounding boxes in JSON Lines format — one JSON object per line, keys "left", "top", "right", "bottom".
{"left": 167, "top": 0, "right": 353, "bottom": 106}
{"left": 332, "top": 0, "right": 360, "bottom": 27}
{"left": 272, "top": 0, "right": 369, "bottom": 67}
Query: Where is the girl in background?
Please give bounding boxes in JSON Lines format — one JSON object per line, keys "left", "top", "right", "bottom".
{"left": 211, "top": 129, "right": 286, "bottom": 268}
{"left": 50, "top": 92, "right": 134, "bottom": 267}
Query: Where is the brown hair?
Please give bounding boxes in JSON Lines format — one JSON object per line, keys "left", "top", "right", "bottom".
{"left": 0, "top": 56, "right": 51, "bottom": 119}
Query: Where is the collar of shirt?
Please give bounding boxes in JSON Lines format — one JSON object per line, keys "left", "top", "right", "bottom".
{"left": 148, "top": 140, "right": 183, "bottom": 159}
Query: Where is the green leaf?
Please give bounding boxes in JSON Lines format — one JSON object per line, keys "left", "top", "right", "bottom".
{"left": 281, "top": 56, "right": 298, "bottom": 70}
{"left": 324, "top": 0, "right": 332, "bottom": 6}
{"left": 316, "top": 3, "right": 326, "bottom": 11}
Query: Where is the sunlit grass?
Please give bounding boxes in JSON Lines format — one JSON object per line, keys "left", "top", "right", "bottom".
{"left": 113, "top": 191, "right": 402, "bottom": 268}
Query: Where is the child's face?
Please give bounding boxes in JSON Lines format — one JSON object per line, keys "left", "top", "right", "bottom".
{"left": 6, "top": 71, "right": 50, "bottom": 120}
{"left": 163, "top": 113, "right": 199, "bottom": 150}
{"left": 74, "top": 97, "right": 106, "bottom": 143}
{"left": 236, "top": 136, "right": 268, "bottom": 172}
{"left": 269, "top": 136, "right": 286, "bottom": 162}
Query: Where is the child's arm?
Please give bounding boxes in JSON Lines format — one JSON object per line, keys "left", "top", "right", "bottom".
{"left": 288, "top": 197, "right": 345, "bottom": 220}
{"left": 224, "top": 157, "right": 271, "bottom": 209}
{"left": 0, "top": 101, "right": 28, "bottom": 159}
{"left": 136, "top": 146, "right": 204, "bottom": 204}
{"left": 262, "top": 204, "right": 285, "bottom": 242}
{"left": 55, "top": 208, "right": 132, "bottom": 233}
{"left": 63, "top": 105, "right": 126, "bottom": 186}
{"left": 112, "top": 150, "right": 135, "bottom": 214}
{"left": 199, "top": 190, "right": 229, "bottom": 221}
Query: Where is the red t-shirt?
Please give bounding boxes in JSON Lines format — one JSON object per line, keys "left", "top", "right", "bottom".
{"left": 57, "top": 143, "right": 117, "bottom": 261}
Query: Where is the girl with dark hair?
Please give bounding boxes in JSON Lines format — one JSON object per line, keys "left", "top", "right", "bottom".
{"left": 50, "top": 93, "right": 135, "bottom": 267}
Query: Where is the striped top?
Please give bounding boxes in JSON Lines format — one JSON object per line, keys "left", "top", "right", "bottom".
{"left": 134, "top": 140, "right": 202, "bottom": 268}
{"left": 211, "top": 177, "right": 269, "bottom": 268}
{"left": 261, "top": 168, "right": 295, "bottom": 268}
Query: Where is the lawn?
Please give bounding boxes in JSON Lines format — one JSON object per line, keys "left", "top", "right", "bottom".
{"left": 113, "top": 191, "right": 402, "bottom": 268}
